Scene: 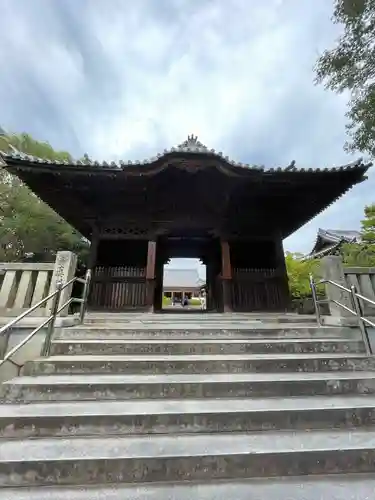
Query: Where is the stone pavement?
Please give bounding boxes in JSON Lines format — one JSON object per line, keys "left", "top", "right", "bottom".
{"left": 1, "top": 312, "right": 375, "bottom": 498}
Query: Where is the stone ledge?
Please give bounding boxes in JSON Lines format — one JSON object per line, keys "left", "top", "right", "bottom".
{"left": 322, "top": 315, "right": 375, "bottom": 327}
{"left": 0, "top": 315, "right": 79, "bottom": 329}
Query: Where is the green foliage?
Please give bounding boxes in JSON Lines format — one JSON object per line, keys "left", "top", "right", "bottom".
{"left": 361, "top": 203, "right": 375, "bottom": 242}
{"left": 341, "top": 242, "right": 375, "bottom": 265}
{"left": 0, "top": 132, "right": 88, "bottom": 262}
{"left": 285, "top": 252, "right": 323, "bottom": 300}
{"left": 315, "top": 0, "right": 375, "bottom": 154}
{"left": 162, "top": 296, "right": 171, "bottom": 306}
{"left": 339, "top": 202, "right": 375, "bottom": 264}
{"left": 189, "top": 297, "right": 202, "bottom": 305}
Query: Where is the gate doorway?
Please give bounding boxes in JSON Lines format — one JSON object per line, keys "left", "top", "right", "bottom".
{"left": 87, "top": 234, "right": 290, "bottom": 313}
{"left": 162, "top": 258, "right": 206, "bottom": 311}
{"left": 152, "top": 234, "right": 222, "bottom": 313}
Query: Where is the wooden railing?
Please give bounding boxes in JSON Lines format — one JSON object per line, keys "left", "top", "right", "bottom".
{"left": 89, "top": 265, "right": 147, "bottom": 310}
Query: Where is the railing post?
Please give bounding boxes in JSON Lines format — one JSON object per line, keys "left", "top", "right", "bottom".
{"left": 320, "top": 256, "right": 352, "bottom": 319}
{"left": 79, "top": 269, "right": 92, "bottom": 324}
{"left": 0, "top": 325, "right": 11, "bottom": 359}
{"left": 350, "top": 285, "right": 372, "bottom": 356}
{"left": 309, "top": 274, "right": 322, "bottom": 326}
{"left": 41, "top": 281, "right": 62, "bottom": 357}
{"left": 49, "top": 251, "right": 77, "bottom": 317}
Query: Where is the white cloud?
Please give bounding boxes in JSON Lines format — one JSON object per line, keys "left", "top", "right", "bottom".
{"left": 0, "top": 0, "right": 374, "bottom": 264}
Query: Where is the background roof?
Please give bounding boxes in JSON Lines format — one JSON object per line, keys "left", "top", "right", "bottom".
{"left": 163, "top": 268, "right": 204, "bottom": 288}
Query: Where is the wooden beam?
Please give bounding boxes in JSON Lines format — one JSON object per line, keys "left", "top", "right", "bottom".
{"left": 220, "top": 240, "right": 232, "bottom": 279}
{"left": 88, "top": 226, "right": 100, "bottom": 269}
{"left": 145, "top": 240, "right": 157, "bottom": 312}
{"left": 146, "top": 241, "right": 157, "bottom": 279}
{"left": 220, "top": 239, "right": 232, "bottom": 312}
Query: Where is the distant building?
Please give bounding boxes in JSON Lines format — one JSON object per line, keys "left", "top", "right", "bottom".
{"left": 163, "top": 268, "right": 205, "bottom": 302}
{"left": 307, "top": 228, "right": 362, "bottom": 260}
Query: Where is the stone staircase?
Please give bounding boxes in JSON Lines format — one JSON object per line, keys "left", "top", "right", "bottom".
{"left": 1, "top": 313, "right": 375, "bottom": 499}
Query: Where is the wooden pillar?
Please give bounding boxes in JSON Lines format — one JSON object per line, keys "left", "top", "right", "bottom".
{"left": 154, "top": 257, "right": 164, "bottom": 312}
{"left": 87, "top": 227, "right": 100, "bottom": 309}
{"left": 220, "top": 240, "right": 232, "bottom": 312}
{"left": 146, "top": 240, "right": 157, "bottom": 312}
{"left": 274, "top": 236, "right": 290, "bottom": 311}
{"left": 88, "top": 227, "right": 100, "bottom": 270}
{"left": 205, "top": 250, "right": 218, "bottom": 311}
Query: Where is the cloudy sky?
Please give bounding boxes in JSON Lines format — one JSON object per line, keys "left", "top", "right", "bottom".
{"left": 1, "top": 0, "right": 374, "bottom": 273}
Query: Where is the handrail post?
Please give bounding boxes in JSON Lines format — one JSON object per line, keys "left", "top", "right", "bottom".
{"left": 41, "top": 281, "right": 62, "bottom": 357}
{"left": 79, "top": 269, "right": 92, "bottom": 324}
{"left": 350, "top": 284, "right": 372, "bottom": 356}
{"left": 309, "top": 274, "right": 322, "bottom": 326}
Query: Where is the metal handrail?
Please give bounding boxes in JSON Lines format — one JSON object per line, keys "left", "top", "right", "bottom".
{"left": 309, "top": 274, "right": 374, "bottom": 355}
{"left": 0, "top": 268, "right": 92, "bottom": 374}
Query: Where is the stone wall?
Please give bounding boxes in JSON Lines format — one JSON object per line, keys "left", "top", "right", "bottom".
{"left": 0, "top": 251, "right": 77, "bottom": 317}
{"left": 0, "top": 262, "right": 54, "bottom": 316}
{"left": 344, "top": 266, "right": 375, "bottom": 316}
{"left": 319, "top": 256, "right": 375, "bottom": 321}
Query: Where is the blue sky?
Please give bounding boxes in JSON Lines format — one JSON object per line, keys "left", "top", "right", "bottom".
{"left": 1, "top": 0, "right": 374, "bottom": 275}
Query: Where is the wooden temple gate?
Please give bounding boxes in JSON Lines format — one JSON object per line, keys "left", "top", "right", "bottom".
{"left": 2, "top": 135, "right": 370, "bottom": 315}
{"left": 87, "top": 236, "right": 290, "bottom": 313}
{"left": 231, "top": 268, "right": 288, "bottom": 312}
{"left": 89, "top": 266, "right": 148, "bottom": 310}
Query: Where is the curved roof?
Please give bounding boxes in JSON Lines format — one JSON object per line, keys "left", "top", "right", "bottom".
{"left": 0, "top": 135, "right": 372, "bottom": 240}
{"left": 310, "top": 228, "right": 362, "bottom": 256}
{"left": 0, "top": 134, "right": 371, "bottom": 176}
{"left": 163, "top": 268, "right": 203, "bottom": 288}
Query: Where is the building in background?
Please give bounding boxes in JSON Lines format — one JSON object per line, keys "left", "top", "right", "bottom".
{"left": 163, "top": 269, "right": 205, "bottom": 302}
{"left": 307, "top": 228, "right": 362, "bottom": 260}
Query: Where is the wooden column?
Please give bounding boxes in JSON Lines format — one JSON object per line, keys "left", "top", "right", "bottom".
{"left": 87, "top": 227, "right": 100, "bottom": 309}
{"left": 153, "top": 257, "right": 164, "bottom": 312}
{"left": 220, "top": 240, "right": 232, "bottom": 312}
{"left": 88, "top": 227, "right": 100, "bottom": 269}
{"left": 205, "top": 260, "right": 214, "bottom": 311}
{"left": 146, "top": 240, "right": 157, "bottom": 312}
{"left": 274, "top": 236, "right": 290, "bottom": 311}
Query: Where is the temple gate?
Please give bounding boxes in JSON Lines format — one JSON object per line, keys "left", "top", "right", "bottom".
{"left": 1, "top": 135, "right": 370, "bottom": 313}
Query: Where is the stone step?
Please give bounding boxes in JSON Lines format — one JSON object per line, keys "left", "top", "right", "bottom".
{"left": 83, "top": 313, "right": 315, "bottom": 325}
{"left": 57, "top": 326, "right": 356, "bottom": 340}
{"left": 23, "top": 353, "right": 374, "bottom": 376}
{"left": 1, "top": 429, "right": 375, "bottom": 487}
{"left": 1, "top": 395, "right": 375, "bottom": 439}
{"left": 3, "top": 372, "right": 375, "bottom": 402}
{"left": 49, "top": 338, "right": 365, "bottom": 356}
{"left": 4, "top": 475, "right": 375, "bottom": 500}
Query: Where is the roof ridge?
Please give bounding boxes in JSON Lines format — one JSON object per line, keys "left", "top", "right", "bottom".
{"left": 1, "top": 137, "right": 372, "bottom": 174}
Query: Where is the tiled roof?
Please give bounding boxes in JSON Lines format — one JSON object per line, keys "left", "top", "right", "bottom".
{"left": 318, "top": 229, "right": 362, "bottom": 243}
{"left": 163, "top": 269, "right": 203, "bottom": 288}
{"left": 303, "top": 228, "right": 363, "bottom": 260}
{"left": 0, "top": 135, "right": 372, "bottom": 174}
{"left": 310, "top": 228, "right": 362, "bottom": 254}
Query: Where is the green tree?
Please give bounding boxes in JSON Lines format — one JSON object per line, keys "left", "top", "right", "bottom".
{"left": 315, "top": 0, "right": 375, "bottom": 154}
{"left": 341, "top": 241, "right": 375, "bottom": 265}
{"left": 285, "top": 252, "right": 323, "bottom": 300}
{"left": 340, "top": 201, "right": 375, "bottom": 265}
{"left": 361, "top": 203, "right": 375, "bottom": 242}
{"left": 0, "top": 132, "right": 88, "bottom": 262}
